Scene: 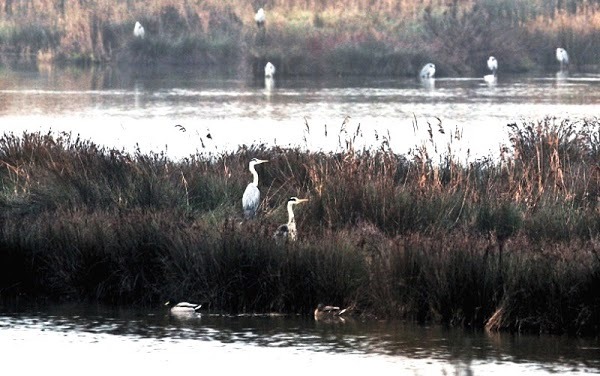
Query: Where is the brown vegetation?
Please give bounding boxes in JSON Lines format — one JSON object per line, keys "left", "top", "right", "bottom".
{"left": 0, "top": 117, "right": 599, "bottom": 335}
{"left": 0, "top": 1, "right": 599, "bottom": 74}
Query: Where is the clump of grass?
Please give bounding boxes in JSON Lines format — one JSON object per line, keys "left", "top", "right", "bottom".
{"left": 1, "top": 118, "right": 600, "bottom": 335}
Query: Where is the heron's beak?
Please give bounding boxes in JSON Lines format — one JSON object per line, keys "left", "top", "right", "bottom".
{"left": 258, "top": 159, "right": 269, "bottom": 164}
{"left": 297, "top": 198, "right": 309, "bottom": 203}
{"left": 164, "top": 301, "right": 170, "bottom": 306}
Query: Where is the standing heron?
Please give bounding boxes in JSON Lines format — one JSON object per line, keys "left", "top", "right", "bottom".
{"left": 255, "top": 8, "right": 266, "bottom": 28}
{"left": 487, "top": 56, "right": 498, "bottom": 75}
{"left": 242, "top": 158, "right": 268, "bottom": 220}
{"left": 133, "top": 21, "right": 145, "bottom": 39}
{"left": 273, "top": 197, "right": 309, "bottom": 243}
{"left": 556, "top": 48, "right": 569, "bottom": 71}
{"left": 264, "top": 62, "right": 276, "bottom": 78}
{"left": 484, "top": 56, "right": 498, "bottom": 85}
{"left": 419, "top": 63, "right": 436, "bottom": 79}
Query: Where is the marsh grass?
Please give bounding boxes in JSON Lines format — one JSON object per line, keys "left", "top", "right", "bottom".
{"left": 1, "top": 118, "right": 600, "bottom": 335}
{"left": 0, "top": 0, "right": 599, "bottom": 74}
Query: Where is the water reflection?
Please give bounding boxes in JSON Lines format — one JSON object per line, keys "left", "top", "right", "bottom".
{"left": 0, "top": 303, "right": 598, "bottom": 374}
{"left": 420, "top": 76, "right": 435, "bottom": 90}
{"left": 1, "top": 66, "right": 600, "bottom": 162}
{"left": 264, "top": 76, "right": 275, "bottom": 95}
{"left": 556, "top": 70, "right": 569, "bottom": 83}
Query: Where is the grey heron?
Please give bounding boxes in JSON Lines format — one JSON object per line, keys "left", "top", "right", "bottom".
{"left": 314, "top": 303, "right": 348, "bottom": 321}
{"left": 273, "top": 196, "right": 309, "bottom": 242}
{"left": 255, "top": 8, "right": 265, "bottom": 28}
{"left": 134, "top": 21, "right": 145, "bottom": 39}
{"left": 419, "top": 63, "right": 436, "bottom": 79}
{"left": 556, "top": 48, "right": 569, "bottom": 71}
{"left": 484, "top": 56, "right": 498, "bottom": 84}
{"left": 242, "top": 158, "right": 268, "bottom": 219}
{"left": 165, "top": 301, "right": 202, "bottom": 314}
{"left": 264, "top": 62, "right": 276, "bottom": 78}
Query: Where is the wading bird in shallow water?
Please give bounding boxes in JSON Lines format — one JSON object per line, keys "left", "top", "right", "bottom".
{"left": 255, "top": 8, "right": 265, "bottom": 28}
{"left": 419, "top": 63, "right": 436, "bottom": 79}
{"left": 484, "top": 56, "right": 498, "bottom": 85}
{"left": 133, "top": 21, "right": 145, "bottom": 39}
{"left": 556, "top": 48, "right": 569, "bottom": 71}
{"left": 242, "top": 158, "right": 268, "bottom": 220}
{"left": 314, "top": 303, "right": 348, "bottom": 321}
{"left": 264, "top": 62, "right": 276, "bottom": 78}
{"left": 165, "top": 301, "right": 202, "bottom": 314}
{"left": 273, "top": 197, "right": 309, "bottom": 243}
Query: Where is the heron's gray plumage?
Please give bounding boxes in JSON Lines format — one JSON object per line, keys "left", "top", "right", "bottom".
{"left": 243, "top": 184, "right": 261, "bottom": 219}
{"left": 273, "top": 197, "right": 308, "bottom": 243}
{"left": 274, "top": 224, "right": 289, "bottom": 238}
{"left": 242, "top": 158, "right": 268, "bottom": 220}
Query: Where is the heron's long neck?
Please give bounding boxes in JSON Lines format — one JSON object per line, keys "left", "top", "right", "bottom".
{"left": 250, "top": 164, "right": 259, "bottom": 186}
{"left": 287, "top": 203, "right": 296, "bottom": 225}
{"left": 287, "top": 202, "right": 297, "bottom": 240}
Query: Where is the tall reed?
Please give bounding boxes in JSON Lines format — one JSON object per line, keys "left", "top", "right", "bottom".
{"left": 1, "top": 118, "right": 599, "bottom": 335}
{"left": 1, "top": 0, "right": 599, "bottom": 74}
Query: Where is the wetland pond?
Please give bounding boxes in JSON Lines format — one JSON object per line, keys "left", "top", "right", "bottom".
{"left": 1, "top": 66, "right": 599, "bottom": 161}
{"left": 1, "top": 303, "right": 599, "bottom": 375}
{"left": 1, "top": 66, "right": 600, "bottom": 374}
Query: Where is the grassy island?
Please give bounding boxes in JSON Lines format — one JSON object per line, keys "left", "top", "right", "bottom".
{"left": 1, "top": 118, "right": 599, "bottom": 336}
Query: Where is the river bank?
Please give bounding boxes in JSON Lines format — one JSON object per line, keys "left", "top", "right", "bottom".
{"left": 0, "top": 1, "right": 599, "bottom": 76}
{"left": 0, "top": 118, "right": 599, "bottom": 335}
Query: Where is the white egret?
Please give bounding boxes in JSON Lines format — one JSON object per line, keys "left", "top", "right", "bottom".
{"left": 273, "top": 197, "right": 309, "bottom": 242}
{"left": 133, "top": 21, "right": 145, "bottom": 39}
{"left": 165, "top": 301, "right": 202, "bottom": 314}
{"left": 419, "top": 63, "right": 435, "bottom": 79}
{"left": 264, "top": 62, "right": 276, "bottom": 78}
{"left": 242, "top": 158, "right": 269, "bottom": 219}
{"left": 484, "top": 56, "right": 498, "bottom": 85}
{"left": 487, "top": 56, "right": 498, "bottom": 74}
{"left": 255, "top": 8, "right": 265, "bottom": 28}
{"left": 314, "top": 303, "right": 348, "bottom": 321}
{"left": 556, "top": 48, "right": 569, "bottom": 71}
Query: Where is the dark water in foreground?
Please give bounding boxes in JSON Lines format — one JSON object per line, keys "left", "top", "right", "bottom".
{"left": 1, "top": 304, "right": 598, "bottom": 375}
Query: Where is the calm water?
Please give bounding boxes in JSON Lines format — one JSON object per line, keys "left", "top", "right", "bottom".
{"left": 1, "top": 303, "right": 599, "bottom": 375}
{"left": 1, "top": 66, "right": 600, "bottom": 373}
{"left": 1, "top": 66, "right": 599, "bottom": 160}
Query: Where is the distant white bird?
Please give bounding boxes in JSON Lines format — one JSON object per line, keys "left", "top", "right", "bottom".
{"left": 273, "top": 197, "right": 309, "bottom": 243}
{"left": 556, "top": 48, "right": 569, "bottom": 71}
{"left": 487, "top": 56, "right": 498, "bottom": 74}
{"left": 133, "top": 21, "right": 145, "bottom": 39}
{"left": 242, "top": 158, "right": 269, "bottom": 220}
{"left": 264, "top": 62, "right": 276, "bottom": 78}
{"left": 165, "top": 301, "right": 201, "bottom": 314}
{"left": 255, "top": 8, "right": 266, "bottom": 28}
{"left": 419, "top": 63, "right": 436, "bottom": 79}
{"left": 484, "top": 56, "right": 498, "bottom": 85}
